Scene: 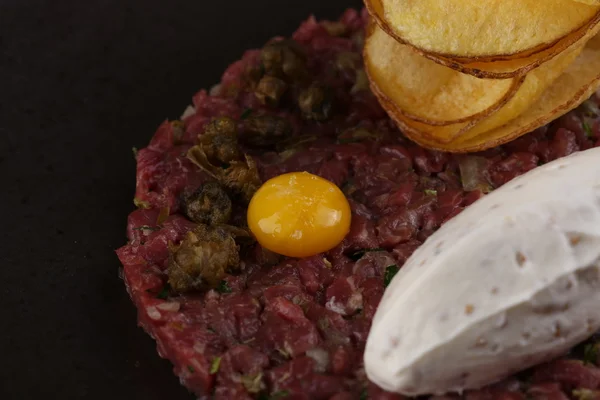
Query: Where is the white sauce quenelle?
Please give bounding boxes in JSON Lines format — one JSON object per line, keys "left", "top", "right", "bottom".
{"left": 365, "top": 147, "right": 600, "bottom": 396}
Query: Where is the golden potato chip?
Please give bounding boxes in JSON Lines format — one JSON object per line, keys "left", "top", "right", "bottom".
{"left": 426, "top": 16, "right": 600, "bottom": 79}
{"left": 364, "top": 24, "right": 521, "bottom": 126}
{"left": 573, "top": 0, "right": 600, "bottom": 4}
{"left": 366, "top": 24, "right": 582, "bottom": 143}
{"left": 367, "top": 0, "right": 599, "bottom": 60}
{"left": 393, "top": 34, "right": 600, "bottom": 152}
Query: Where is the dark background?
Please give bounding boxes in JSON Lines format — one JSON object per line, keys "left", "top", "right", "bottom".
{"left": 0, "top": 0, "right": 362, "bottom": 398}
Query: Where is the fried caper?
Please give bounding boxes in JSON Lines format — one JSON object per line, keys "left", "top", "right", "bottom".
{"left": 198, "top": 117, "right": 240, "bottom": 164}
{"left": 298, "top": 83, "right": 333, "bottom": 121}
{"left": 182, "top": 182, "right": 232, "bottom": 225}
{"left": 241, "top": 114, "right": 292, "bottom": 147}
{"left": 255, "top": 76, "right": 288, "bottom": 106}
{"left": 223, "top": 155, "right": 262, "bottom": 202}
{"left": 261, "top": 40, "right": 308, "bottom": 81}
{"left": 167, "top": 224, "right": 241, "bottom": 292}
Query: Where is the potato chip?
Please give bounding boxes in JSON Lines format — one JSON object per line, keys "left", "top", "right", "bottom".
{"left": 364, "top": 24, "right": 520, "bottom": 126}
{"left": 367, "top": 0, "right": 599, "bottom": 60}
{"left": 366, "top": 24, "right": 582, "bottom": 142}
{"left": 393, "top": 34, "right": 600, "bottom": 152}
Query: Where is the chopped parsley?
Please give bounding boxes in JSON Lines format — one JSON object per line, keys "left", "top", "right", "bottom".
{"left": 584, "top": 343, "right": 599, "bottom": 365}
{"left": 384, "top": 264, "right": 400, "bottom": 287}
{"left": 216, "top": 280, "right": 232, "bottom": 294}
{"left": 349, "top": 248, "right": 385, "bottom": 261}
{"left": 359, "top": 388, "right": 368, "bottom": 400}
{"left": 240, "top": 108, "right": 253, "bottom": 120}
{"left": 156, "top": 284, "right": 170, "bottom": 300}
{"left": 583, "top": 121, "right": 593, "bottom": 138}
{"left": 132, "top": 147, "right": 139, "bottom": 159}
{"left": 424, "top": 189, "right": 438, "bottom": 196}
{"left": 210, "top": 356, "right": 222, "bottom": 375}
{"left": 187, "top": 366, "right": 195, "bottom": 373}
{"left": 146, "top": 283, "right": 170, "bottom": 300}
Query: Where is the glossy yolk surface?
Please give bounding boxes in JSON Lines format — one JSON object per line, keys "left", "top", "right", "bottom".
{"left": 247, "top": 172, "right": 352, "bottom": 258}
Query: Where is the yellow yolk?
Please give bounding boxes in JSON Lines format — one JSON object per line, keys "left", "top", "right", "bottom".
{"left": 247, "top": 172, "right": 352, "bottom": 258}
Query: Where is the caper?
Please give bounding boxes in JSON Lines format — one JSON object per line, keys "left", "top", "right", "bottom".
{"left": 242, "top": 114, "right": 292, "bottom": 146}
{"left": 255, "top": 75, "right": 287, "bottom": 106}
{"left": 198, "top": 117, "right": 240, "bottom": 164}
{"left": 261, "top": 39, "right": 308, "bottom": 81}
{"left": 298, "top": 83, "right": 333, "bottom": 121}
{"left": 182, "top": 182, "right": 232, "bottom": 225}
{"left": 167, "top": 225, "right": 240, "bottom": 292}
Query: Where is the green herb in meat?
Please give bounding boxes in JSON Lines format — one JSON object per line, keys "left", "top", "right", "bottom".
{"left": 210, "top": 356, "right": 221, "bottom": 375}
{"left": 349, "top": 248, "right": 385, "bottom": 261}
{"left": 583, "top": 121, "right": 593, "bottom": 138}
{"left": 240, "top": 108, "right": 253, "bottom": 120}
{"left": 384, "top": 264, "right": 400, "bottom": 287}
{"left": 584, "top": 343, "right": 600, "bottom": 365}
{"left": 216, "top": 280, "right": 232, "bottom": 294}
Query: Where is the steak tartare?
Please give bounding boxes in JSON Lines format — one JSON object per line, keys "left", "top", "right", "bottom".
{"left": 116, "top": 8, "right": 600, "bottom": 400}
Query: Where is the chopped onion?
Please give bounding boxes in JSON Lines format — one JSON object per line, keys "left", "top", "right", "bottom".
{"left": 180, "top": 105, "right": 196, "bottom": 119}
{"left": 146, "top": 306, "right": 162, "bottom": 320}
{"left": 306, "top": 347, "right": 330, "bottom": 373}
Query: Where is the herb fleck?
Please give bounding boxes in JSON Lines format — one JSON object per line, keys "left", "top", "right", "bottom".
{"left": 210, "top": 356, "right": 222, "bottom": 374}
{"left": 349, "top": 248, "right": 385, "bottom": 261}
{"left": 187, "top": 366, "right": 195, "bottom": 373}
{"left": 132, "top": 147, "right": 139, "bottom": 159}
{"left": 156, "top": 284, "right": 170, "bottom": 300}
{"left": 359, "top": 388, "right": 368, "bottom": 400}
{"left": 583, "top": 121, "right": 593, "bottom": 138}
{"left": 146, "top": 283, "right": 170, "bottom": 300}
{"left": 241, "top": 108, "right": 253, "bottom": 120}
{"left": 217, "top": 280, "right": 232, "bottom": 293}
{"left": 584, "top": 343, "right": 599, "bottom": 365}
{"left": 270, "top": 391, "right": 290, "bottom": 399}
{"left": 384, "top": 264, "right": 400, "bottom": 287}
{"left": 424, "top": 189, "right": 438, "bottom": 196}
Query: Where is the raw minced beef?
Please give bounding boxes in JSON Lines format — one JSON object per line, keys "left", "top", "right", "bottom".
{"left": 116, "top": 8, "right": 600, "bottom": 400}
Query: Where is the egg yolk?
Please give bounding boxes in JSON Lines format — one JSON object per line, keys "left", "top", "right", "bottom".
{"left": 247, "top": 171, "right": 352, "bottom": 258}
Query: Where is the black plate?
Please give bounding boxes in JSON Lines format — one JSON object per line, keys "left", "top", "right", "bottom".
{"left": 1, "top": 0, "right": 362, "bottom": 398}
